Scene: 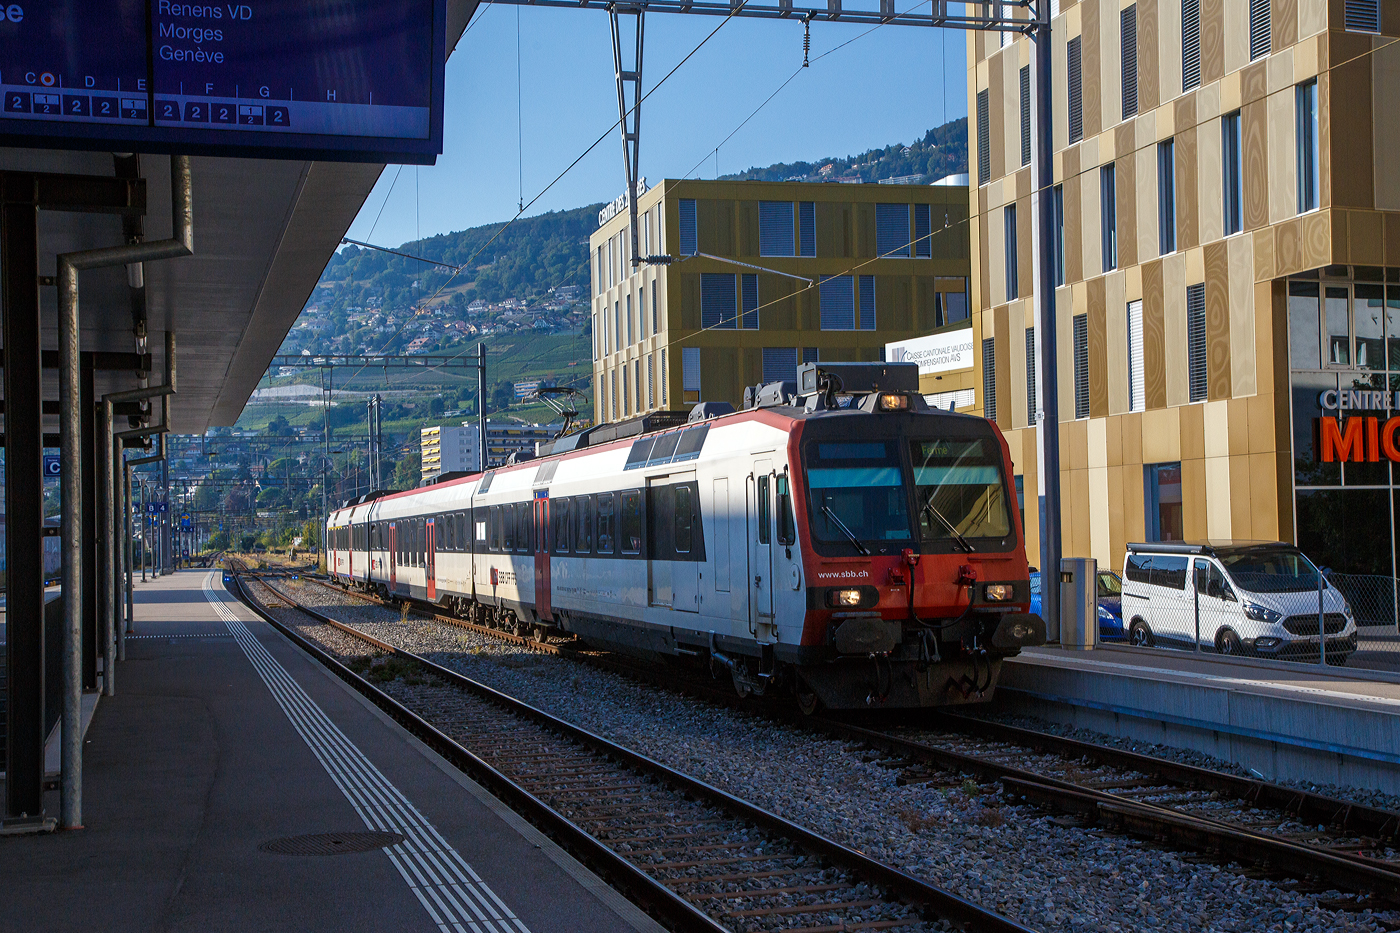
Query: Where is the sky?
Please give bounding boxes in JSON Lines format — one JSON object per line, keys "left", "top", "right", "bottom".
{"left": 341, "top": 3, "right": 969, "bottom": 251}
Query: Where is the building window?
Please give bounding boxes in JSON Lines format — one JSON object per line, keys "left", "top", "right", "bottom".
{"left": 803, "top": 347, "right": 818, "bottom": 365}
{"left": 1004, "top": 204, "right": 1019, "bottom": 301}
{"left": 623, "top": 365, "right": 630, "bottom": 416}
{"left": 626, "top": 293, "right": 633, "bottom": 344}
{"left": 1019, "top": 65, "right": 1032, "bottom": 166}
{"left": 1025, "top": 326, "right": 1037, "bottom": 423}
{"left": 1121, "top": 5, "right": 1138, "bottom": 121}
{"left": 1222, "top": 111, "right": 1243, "bottom": 235}
{"left": 1346, "top": 0, "right": 1380, "bottom": 32}
{"left": 678, "top": 198, "right": 697, "bottom": 255}
{"left": 682, "top": 347, "right": 700, "bottom": 402}
{"left": 639, "top": 284, "right": 646, "bottom": 337}
{"left": 798, "top": 201, "right": 816, "bottom": 256}
{"left": 859, "top": 275, "right": 876, "bottom": 330}
{"left": 652, "top": 284, "right": 658, "bottom": 333}
{"left": 1145, "top": 462, "right": 1184, "bottom": 541}
{"left": 1127, "top": 299, "right": 1145, "bottom": 412}
{"left": 1052, "top": 185, "right": 1065, "bottom": 286}
{"left": 595, "top": 246, "right": 604, "bottom": 295}
{"left": 876, "top": 203, "right": 911, "bottom": 257}
{"left": 741, "top": 273, "right": 759, "bottom": 328}
{"left": 1100, "top": 165, "right": 1117, "bottom": 272}
{"left": 819, "top": 275, "right": 856, "bottom": 330}
{"left": 1158, "top": 139, "right": 1176, "bottom": 254}
{"left": 1187, "top": 282, "right": 1207, "bottom": 402}
{"left": 1073, "top": 313, "right": 1089, "bottom": 418}
{"left": 661, "top": 347, "right": 668, "bottom": 405}
{"left": 940, "top": 287, "right": 969, "bottom": 325}
{"left": 647, "top": 354, "right": 655, "bottom": 408}
{"left": 614, "top": 300, "right": 621, "bottom": 350}
{"left": 759, "top": 201, "right": 795, "bottom": 256}
{"left": 762, "top": 347, "right": 798, "bottom": 384}
{"left": 1068, "top": 35, "right": 1083, "bottom": 145}
{"left": 1326, "top": 285, "right": 1351, "bottom": 365}
{"left": 610, "top": 370, "right": 618, "bottom": 420}
{"left": 1182, "top": 0, "right": 1201, "bottom": 91}
{"left": 983, "top": 337, "right": 997, "bottom": 422}
{"left": 1249, "top": 0, "right": 1270, "bottom": 60}
{"left": 914, "top": 203, "right": 932, "bottom": 257}
{"left": 607, "top": 237, "right": 616, "bottom": 289}
{"left": 977, "top": 88, "right": 991, "bottom": 184}
{"left": 1297, "top": 80, "right": 1320, "bottom": 214}
{"left": 700, "top": 273, "right": 737, "bottom": 329}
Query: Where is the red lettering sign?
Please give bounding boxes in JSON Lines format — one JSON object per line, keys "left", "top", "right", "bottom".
{"left": 1319, "top": 417, "right": 1366, "bottom": 462}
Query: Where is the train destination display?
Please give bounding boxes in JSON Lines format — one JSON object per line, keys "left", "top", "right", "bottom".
{"left": 0, "top": 0, "right": 445, "bottom": 162}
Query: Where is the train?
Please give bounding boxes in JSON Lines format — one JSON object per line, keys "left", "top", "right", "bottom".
{"left": 326, "top": 362, "right": 1045, "bottom": 711}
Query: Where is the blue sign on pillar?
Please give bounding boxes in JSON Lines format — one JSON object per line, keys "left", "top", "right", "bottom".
{"left": 42, "top": 455, "right": 60, "bottom": 477}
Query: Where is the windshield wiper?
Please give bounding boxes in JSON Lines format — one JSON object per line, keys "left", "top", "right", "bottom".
{"left": 922, "top": 497, "right": 975, "bottom": 553}
{"left": 820, "top": 500, "right": 869, "bottom": 556}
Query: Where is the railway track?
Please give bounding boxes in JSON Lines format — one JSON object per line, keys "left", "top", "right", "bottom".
{"left": 230, "top": 567, "right": 1038, "bottom": 933}
{"left": 284, "top": 572, "right": 1400, "bottom": 914}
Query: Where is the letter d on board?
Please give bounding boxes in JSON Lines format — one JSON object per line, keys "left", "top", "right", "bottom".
{"left": 85, "top": 76, "right": 94, "bottom": 88}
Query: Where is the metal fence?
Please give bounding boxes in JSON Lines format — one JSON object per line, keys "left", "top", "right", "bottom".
{"left": 1116, "top": 563, "right": 1400, "bottom": 672}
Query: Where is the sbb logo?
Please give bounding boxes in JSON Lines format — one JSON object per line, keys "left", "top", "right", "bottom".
{"left": 5, "top": 5, "right": 22, "bottom": 23}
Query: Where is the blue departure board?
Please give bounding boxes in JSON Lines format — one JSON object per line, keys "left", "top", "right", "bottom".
{"left": 0, "top": 1, "right": 445, "bottom": 163}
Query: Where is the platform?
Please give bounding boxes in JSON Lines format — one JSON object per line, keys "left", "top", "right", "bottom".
{"left": 997, "top": 643, "right": 1400, "bottom": 794}
{"left": 0, "top": 569, "right": 665, "bottom": 933}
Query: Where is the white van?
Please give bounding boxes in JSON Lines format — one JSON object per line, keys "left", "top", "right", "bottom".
{"left": 1121, "top": 542, "right": 1356, "bottom": 665}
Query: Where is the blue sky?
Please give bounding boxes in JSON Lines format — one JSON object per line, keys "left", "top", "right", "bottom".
{"left": 342, "top": 4, "right": 968, "bottom": 249}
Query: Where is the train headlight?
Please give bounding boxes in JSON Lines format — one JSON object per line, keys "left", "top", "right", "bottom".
{"left": 984, "top": 583, "right": 1015, "bottom": 602}
{"left": 878, "top": 393, "right": 910, "bottom": 411}
{"left": 827, "top": 588, "right": 864, "bottom": 608}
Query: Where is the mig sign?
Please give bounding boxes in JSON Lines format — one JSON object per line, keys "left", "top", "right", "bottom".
{"left": 0, "top": 0, "right": 446, "bottom": 163}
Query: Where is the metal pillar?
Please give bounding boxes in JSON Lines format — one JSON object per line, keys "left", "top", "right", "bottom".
{"left": 609, "top": 5, "right": 645, "bottom": 268}
{"left": 80, "top": 354, "right": 97, "bottom": 692}
{"left": 477, "top": 343, "right": 487, "bottom": 472}
{"left": 1034, "top": 15, "right": 1063, "bottom": 639}
{"left": 2, "top": 189, "right": 43, "bottom": 823}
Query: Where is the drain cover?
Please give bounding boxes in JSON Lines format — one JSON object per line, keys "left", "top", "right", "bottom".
{"left": 259, "top": 831, "right": 405, "bottom": 856}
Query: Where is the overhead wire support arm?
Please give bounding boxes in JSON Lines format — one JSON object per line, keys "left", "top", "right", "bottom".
{"left": 486, "top": 0, "right": 1033, "bottom": 30}
{"left": 611, "top": 3, "right": 646, "bottom": 268}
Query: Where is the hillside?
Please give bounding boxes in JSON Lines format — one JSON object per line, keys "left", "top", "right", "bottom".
{"left": 719, "top": 118, "right": 968, "bottom": 186}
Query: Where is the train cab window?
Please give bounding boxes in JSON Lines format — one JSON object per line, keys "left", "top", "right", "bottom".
{"left": 554, "top": 499, "right": 572, "bottom": 553}
{"left": 776, "top": 475, "right": 796, "bottom": 546}
{"left": 597, "top": 494, "right": 615, "bottom": 553}
{"left": 621, "top": 491, "right": 643, "bottom": 554}
{"left": 674, "top": 486, "right": 694, "bottom": 554}
{"left": 757, "top": 476, "right": 771, "bottom": 545}
{"left": 576, "top": 496, "right": 593, "bottom": 553}
{"left": 502, "top": 505, "right": 515, "bottom": 551}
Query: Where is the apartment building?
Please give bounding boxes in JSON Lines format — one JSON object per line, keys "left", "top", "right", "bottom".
{"left": 970, "top": 0, "right": 1400, "bottom": 588}
{"left": 589, "top": 179, "right": 973, "bottom": 418}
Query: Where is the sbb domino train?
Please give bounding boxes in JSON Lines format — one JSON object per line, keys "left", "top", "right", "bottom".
{"left": 327, "top": 362, "right": 1045, "bottom": 710}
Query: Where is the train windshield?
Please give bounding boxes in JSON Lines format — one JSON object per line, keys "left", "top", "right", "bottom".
{"left": 910, "top": 438, "right": 1012, "bottom": 546}
{"left": 804, "top": 441, "right": 913, "bottom": 553}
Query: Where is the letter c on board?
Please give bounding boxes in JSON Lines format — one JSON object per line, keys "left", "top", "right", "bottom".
{"left": 1320, "top": 389, "right": 1338, "bottom": 409}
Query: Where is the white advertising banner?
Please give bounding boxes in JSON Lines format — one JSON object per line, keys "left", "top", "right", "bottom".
{"left": 885, "top": 329, "right": 975, "bottom": 375}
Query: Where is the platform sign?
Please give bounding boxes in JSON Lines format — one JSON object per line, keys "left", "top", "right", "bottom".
{"left": 42, "top": 454, "right": 59, "bottom": 477}
{"left": 180, "top": 514, "right": 192, "bottom": 529}
{"left": 146, "top": 502, "right": 169, "bottom": 514}
{"left": 0, "top": 0, "right": 446, "bottom": 163}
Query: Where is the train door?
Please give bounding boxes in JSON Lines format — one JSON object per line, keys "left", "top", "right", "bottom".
{"left": 647, "top": 478, "right": 672, "bottom": 608}
{"left": 426, "top": 517, "right": 437, "bottom": 601}
{"left": 534, "top": 494, "right": 553, "bottom": 622}
{"left": 748, "top": 459, "right": 776, "bottom": 635}
{"left": 670, "top": 474, "right": 699, "bottom": 613}
{"left": 389, "top": 522, "right": 397, "bottom": 592}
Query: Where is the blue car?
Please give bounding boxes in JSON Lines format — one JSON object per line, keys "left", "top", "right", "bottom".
{"left": 1029, "top": 569, "right": 1126, "bottom": 640}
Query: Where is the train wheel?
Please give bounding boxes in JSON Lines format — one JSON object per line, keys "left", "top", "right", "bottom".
{"left": 795, "top": 681, "right": 820, "bottom": 717}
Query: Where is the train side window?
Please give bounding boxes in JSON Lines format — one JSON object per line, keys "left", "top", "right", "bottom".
{"left": 458, "top": 513, "right": 468, "bottom": 552}
{"left": 554, "top": 499, "right": 571, "bottom": 553}
{"left": 576, "top": 496, "right": 593, "bottom": 553}
{"left": 516, "top": 503, "right": 529, "bottom": 553}
{"left": 621, "top": 491, "right": 642, "bottom": 554}
{"left": 502, "top": 504, "right": 515, "bottom": 551}
{"left": 757, "top": 475, "right": 771, "bottom": 545}
{"left": 674, "top": 485, "right": 693, "bottom": 554}
{"left": 597, "top": 493, "right": 615, "bottom": 554}
{"left": 776, "top": 475, "right": 796, "bottom": 546}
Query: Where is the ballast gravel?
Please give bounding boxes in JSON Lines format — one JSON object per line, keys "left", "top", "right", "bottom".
{"left": 266, "top": 578, "right": 1400, "bottom": 933}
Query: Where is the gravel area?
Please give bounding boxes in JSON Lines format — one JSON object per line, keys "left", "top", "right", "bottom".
{"left": 264, "top": 578, "right": 1400, "bottom": 933}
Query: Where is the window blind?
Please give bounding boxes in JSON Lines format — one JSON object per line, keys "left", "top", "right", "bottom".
{"left": 1121, "top": 6, "right": 1138, "bottom": 121}
{"left": 1068, "top": 36, "right": 1083, "bottom": 144}
{"left": 876, "top": 203, "right": 911, "bottom": 256}
{"left": 1073, "top": 314, "right": 1089, "bottom": 419}
{"left": 682, "top": 347, "right": 700, "bottom": 393}
{"left": 798, "top": 201, "right": 816, "bottom": 256}
{"left": 914, "top": 203, "right": 932, "bottom": 257}
{"left": 977, "top": 89, "right": 992, "bottom": 183}
{"left": 1345, "top": 0, "right": 1380, "bottom": 31}
{"left": 1187, "top": 283, "right": 1207, "bottom": 402}
{"left": 678, "top": 198, "right": 697, "bottom": 255}
{"left": 1249, "top": 0, "right": 1270, "bottom": 60}
{"left": 1025, "top": 327, "right": 1037, "bottom": 424}
{"left": 741, "top": 274, "right": 759, "bottom": 329}
{"left": 1127, "top": 299, "right": 1145, "bottom": 412}
{"left": 700, "top": 273, "right": 737, "bottom": 329}
{"left": 820, "top": 276, "right": 856, "bottom": 330}
{"left": 859, "top": 275, "right": 876, "bottom": 330}
{"left": 758, "top": 201, "right": 795, "bottom": 257}
{"left": 1182, "top": 0, "right": 1201, "bottom": 91}
{"left": 983, "top": 337, "right": 998, "bottom": 422}
{"left": 1019, "top": 65, "right": 1032, "bottom": 166}
{"left": 762, "top": 347, "right": 798, "bottom": 384}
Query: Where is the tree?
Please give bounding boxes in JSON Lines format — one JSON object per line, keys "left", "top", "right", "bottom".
{"left": 301, "top": 517, "right": 320, "bottom": 549}
{"left": 206, "top": 530, "right": 231, "bottom": 552}
{"left": 391, "top": 450, "right": 421, "bottom": 490}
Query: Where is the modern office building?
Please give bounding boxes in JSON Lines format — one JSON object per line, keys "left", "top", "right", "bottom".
{"left": 420, "top": 421, "right": 564, "bottom": 479}
{"left": 969, "top": 0, "right": 1400, "bottom": 597}
{"left": 589, "top": 179, "right": 973, "bottom": 418}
